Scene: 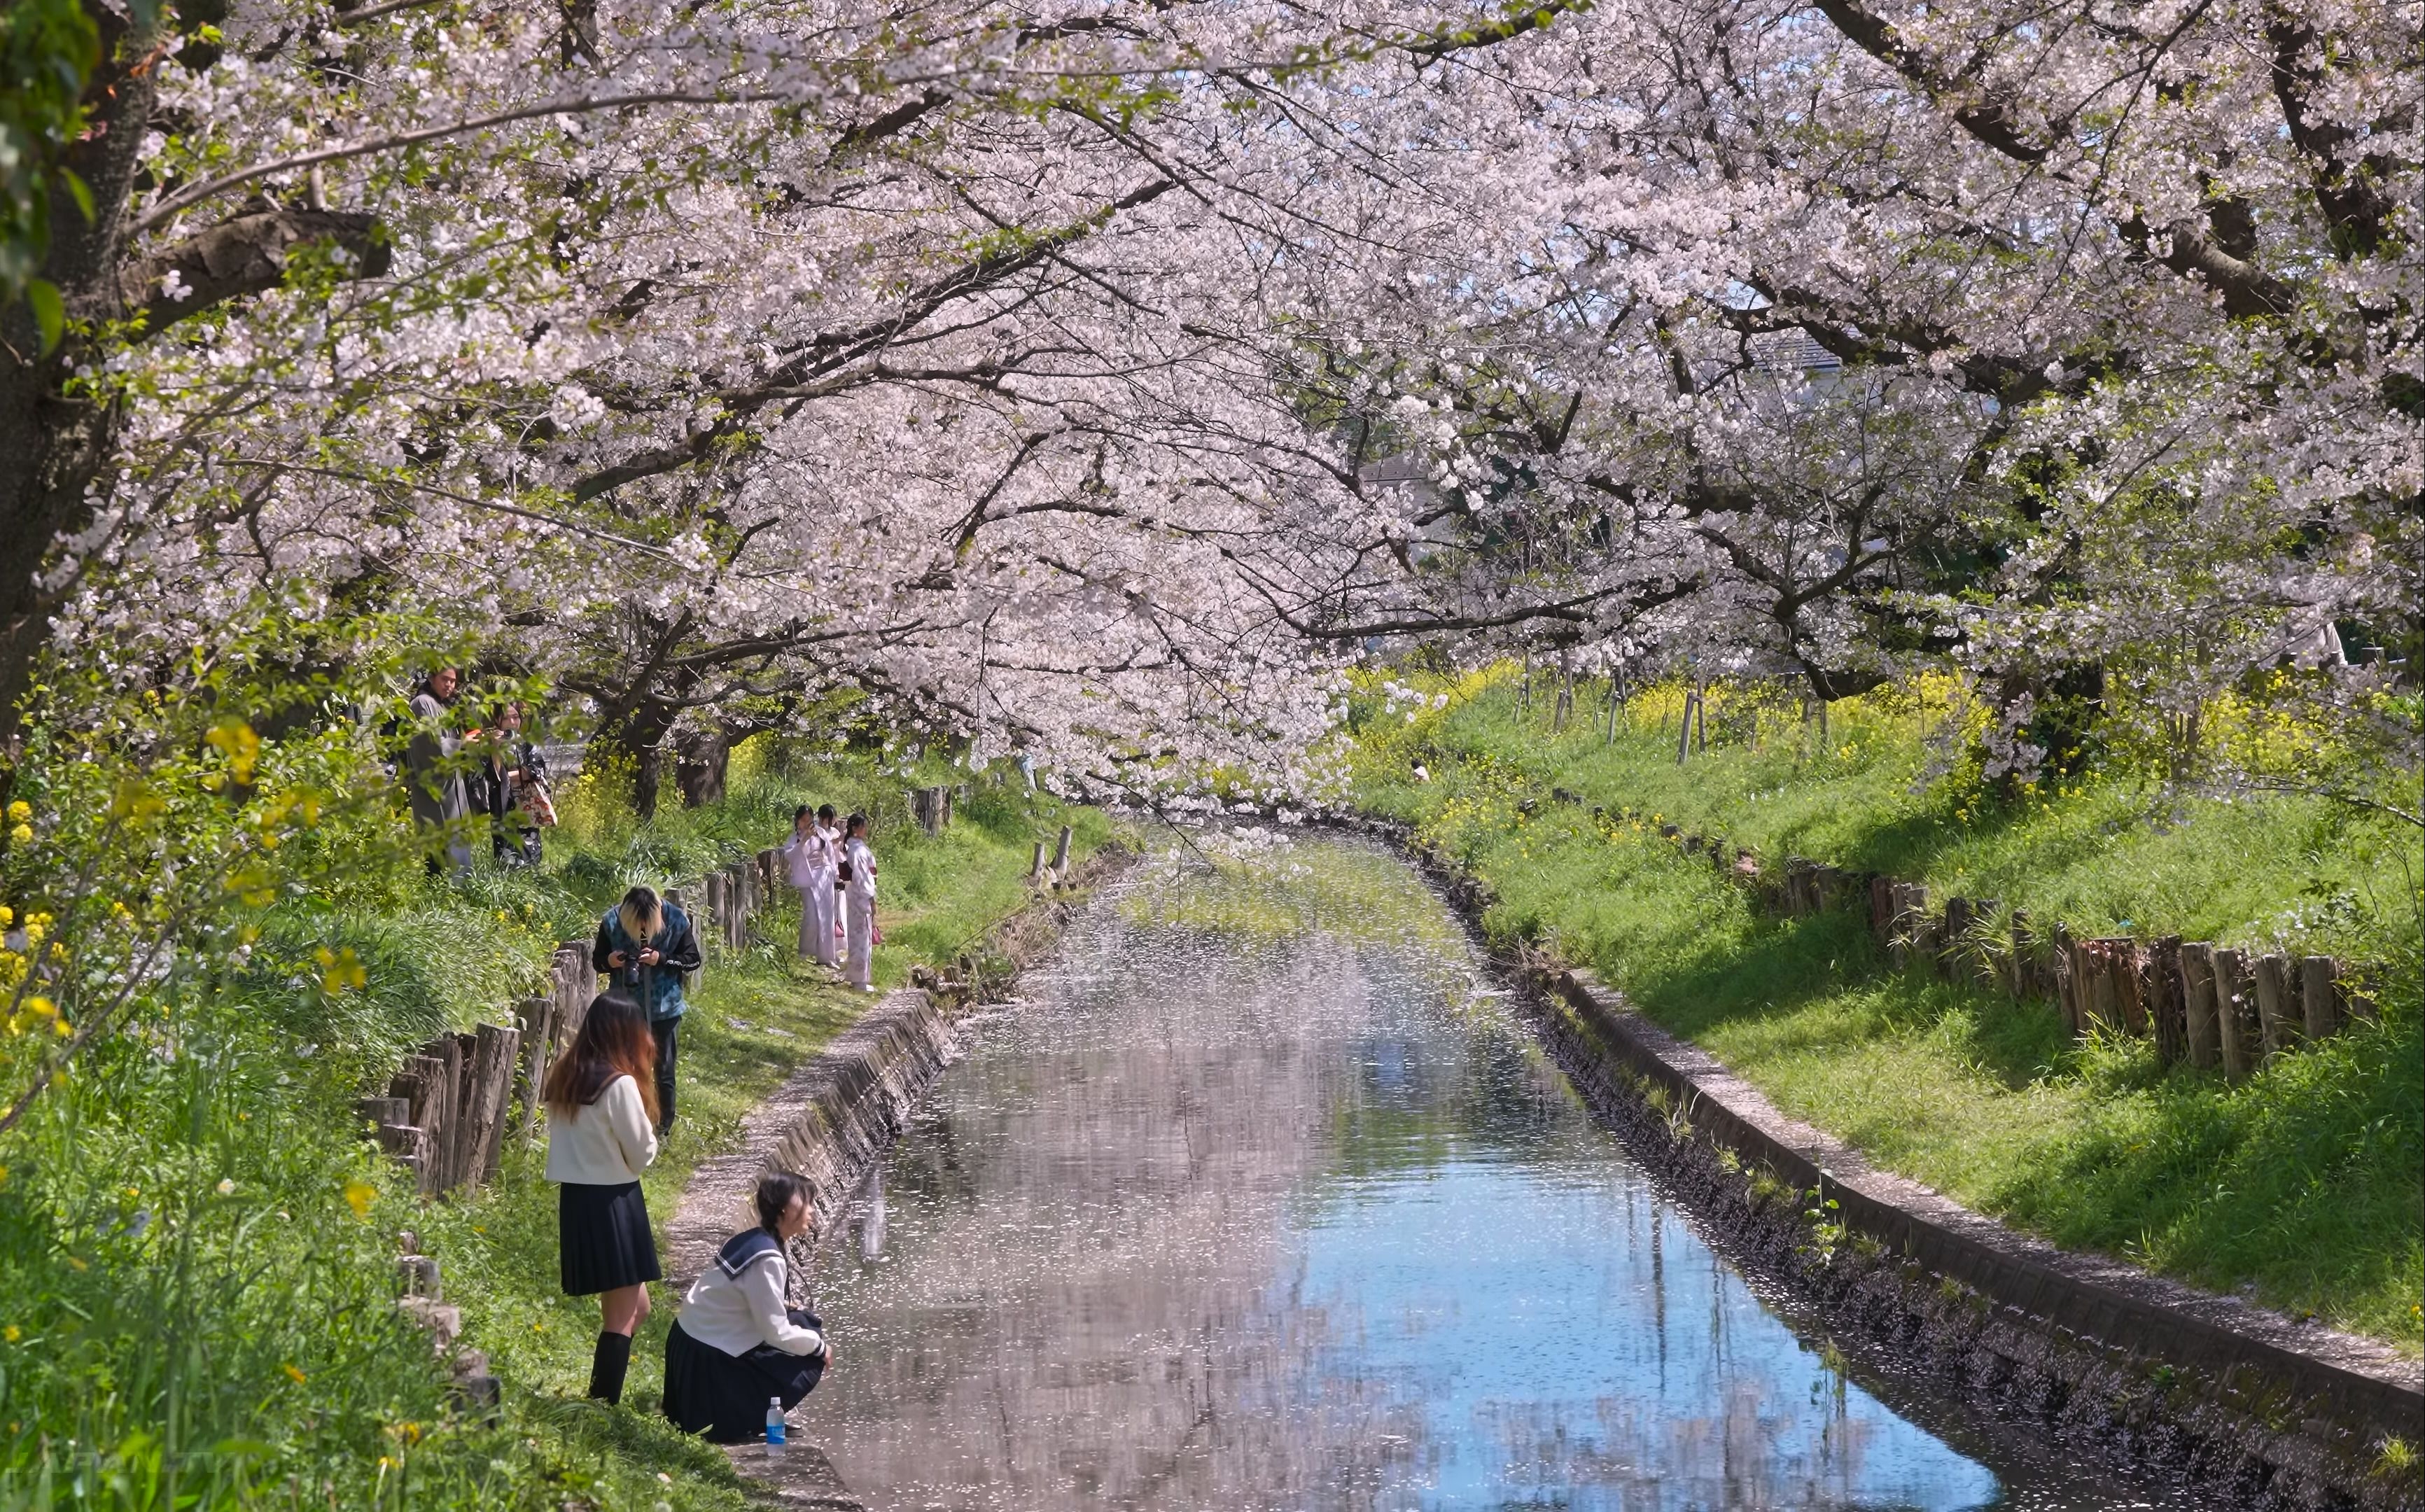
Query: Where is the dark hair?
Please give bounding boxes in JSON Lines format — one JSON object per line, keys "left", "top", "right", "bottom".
{"left": 816, "top": 804, "right": 836, "bottom": 821}
{"left": 543, "top": 993, "right": 660, "bottom": 1125}
{"left": 793, "top": 804, "right": 813, "bottom": 824}
{"left": 845, "top": 812, "right": 868, "bottom": 836}
{"left": 754, "top": 1171, "right": 815, "bottom": 1234}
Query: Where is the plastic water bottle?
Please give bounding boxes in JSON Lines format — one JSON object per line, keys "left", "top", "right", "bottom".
{"left": 764, "top": 1398, "right": 786, "bottom": 1449}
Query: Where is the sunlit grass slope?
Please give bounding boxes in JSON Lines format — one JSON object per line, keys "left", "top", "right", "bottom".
{"left": 1346, "top": 671, "right": 2423, "bottom": 1351}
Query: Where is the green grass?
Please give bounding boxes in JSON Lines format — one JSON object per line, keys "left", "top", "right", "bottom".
{"left": 0, "top": 744, "right": 1119, "bottom": 1508}
{"left": 1346, "top": 674, "right": 2424, "bottom": 1351}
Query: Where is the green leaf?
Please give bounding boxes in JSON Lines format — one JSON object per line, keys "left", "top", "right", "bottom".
{"left": 25, "top": 278, "right": 64, "bottom": 354}
{"left": 60, "top": 168, "right": 94, "bottom": 226}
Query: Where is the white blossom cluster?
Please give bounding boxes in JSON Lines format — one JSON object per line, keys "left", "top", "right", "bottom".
{"left": 4, "top": 0, "right": 2413, "bottom": 792}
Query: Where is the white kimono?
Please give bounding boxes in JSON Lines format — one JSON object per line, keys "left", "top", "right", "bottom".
{"left": 782, "top": 828, "right": 839, "bottom": 965}
{"left": 843, "top": 836, "right": 876, "bottom": 989}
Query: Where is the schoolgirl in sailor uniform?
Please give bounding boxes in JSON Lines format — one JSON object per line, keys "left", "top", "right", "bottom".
{"left": 663, "top": 1171, "right": 833, "bottom": 1442}
{"left": 543, "top": 992, "right": 663, "bottom": 1404}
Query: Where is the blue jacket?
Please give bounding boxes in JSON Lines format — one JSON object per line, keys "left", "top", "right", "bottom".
{"left": 592, "top": 905, "right": 701, "bottom": 1021}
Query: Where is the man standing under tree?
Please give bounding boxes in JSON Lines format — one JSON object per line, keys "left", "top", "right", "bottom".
{"left": 405, "top": 668, "right": 477, "bottom": 876}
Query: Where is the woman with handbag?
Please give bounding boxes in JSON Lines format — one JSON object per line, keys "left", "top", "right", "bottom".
{"left": 543, "top": 993, "right": 662, "bottom": 1406}
{"left": 479, "top": 700, "right": 552, "bottom": 867}
{"left": 662, "top": 1171, "right": 834, "bottom": 1442}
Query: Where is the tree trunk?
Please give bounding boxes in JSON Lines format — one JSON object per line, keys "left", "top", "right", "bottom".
{"left": 0, "top": 10, "right": 390, "bottom": 770}
{"left": 0, "top": 14, "right": 159, "bottom": 762}
{"left": 631, "top": 746, "right": 666, "bottom": 822}
{"left": 674, "top": 729, "right": 729, "bottom": 807}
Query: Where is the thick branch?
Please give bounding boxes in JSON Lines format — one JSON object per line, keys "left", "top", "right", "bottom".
{"left": 119, "top": 206, "right": 391, "bottom": 337}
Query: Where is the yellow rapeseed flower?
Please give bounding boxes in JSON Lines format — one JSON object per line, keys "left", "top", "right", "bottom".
{"left": 4, "top": 803, "right": 24, "bottom": 822}
{"left": 6, "top": 825, "right": 28, "bottom": 846}
{"left": 282, "top": 1364, "right": 307, "bottom": 1385}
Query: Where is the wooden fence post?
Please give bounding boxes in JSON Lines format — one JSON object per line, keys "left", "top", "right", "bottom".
{"left": 1963, "top": 899, "right": 1999, "bottom": 990}
{"left": 1939, "top": 897, "right": 1971, "bottom": 979}
{"left": 1051, "top": 825, "right": 1072, "bottom": 875}
{"left": 2005, "top": 909, "right": 2031, "bottom": 1000}
{"left": 2298, "top": 955, "right": 2341, "bottom": 1040}
{"left": 2148, "top": 938, "right": 2184, "bottom": 1062}
{"left": 513, "top": 995, "right": 554, "bottom": 1139}
{"left": 2111, "top": 941, "right": 2150, "bottom": 1036}
{"left": 466, "top": 1023, "right": 522, "bottom": 1187}
{"left": 2051, "top": 923, "right": 2078, "bottom": 1035}
{"left": 2179, "top": 943, "right": 2220, "bottom": 1070}
{"left": 2212, "top": 948, "right": 2253, "bottom": 1078}
{"left": 2252, "top": 953, "right": 2298, "bottom": 1060}
{"left": 413, "top": 1035, "right": 465, "bottom": 1194}
{"left": 1029, "top": 842, "right": 1047, "bottom": 883}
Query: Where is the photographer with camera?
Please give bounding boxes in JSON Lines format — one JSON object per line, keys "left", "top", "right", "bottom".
{"left": 590, "top": 886, "right": 702, "bottom": 1138}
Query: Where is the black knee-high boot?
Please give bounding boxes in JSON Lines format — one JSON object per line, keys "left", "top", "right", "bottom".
{"left": 587, "top": 1331, "right": 634, "bottom": 1405}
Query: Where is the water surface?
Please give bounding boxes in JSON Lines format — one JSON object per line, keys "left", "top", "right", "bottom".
{"left": 808, "top": 838, "right": 2175, "bottom": 1511}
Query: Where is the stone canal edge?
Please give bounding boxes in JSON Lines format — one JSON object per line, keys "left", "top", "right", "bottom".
{"left": 1330, "top": 810, "right": 2424, "bottom": 1512}
{"left": 661, "top": 842, "right": 1137, "bottom": 1510}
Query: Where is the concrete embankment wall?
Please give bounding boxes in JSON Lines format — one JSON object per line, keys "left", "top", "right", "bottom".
{"left": 1336, "top": 813, "right": 2424, "bottom": 1512}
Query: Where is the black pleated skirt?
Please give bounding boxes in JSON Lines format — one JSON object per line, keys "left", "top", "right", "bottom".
{"left": 662, "top": 1316, "right": 826, "bottom": 1443}
{"left": 558, "top": 1180, "right": 661, "bottom": 1295}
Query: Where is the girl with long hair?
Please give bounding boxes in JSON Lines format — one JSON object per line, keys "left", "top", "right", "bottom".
{"left": 543, "top": 991, "right": 663, "bottom": 1404}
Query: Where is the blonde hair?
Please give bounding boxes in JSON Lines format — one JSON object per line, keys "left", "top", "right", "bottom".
{"left": 617, "top": 886, "right": 662, "bottom": 945}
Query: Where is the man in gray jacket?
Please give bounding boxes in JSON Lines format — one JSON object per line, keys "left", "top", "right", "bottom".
{"left": 406, "top": 667, "right": 476, "bottom": 875}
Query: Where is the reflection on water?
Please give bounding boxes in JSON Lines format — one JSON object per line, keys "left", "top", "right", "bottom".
{"left": 807, "top": 840, "right": 2162, "bottom": 1511}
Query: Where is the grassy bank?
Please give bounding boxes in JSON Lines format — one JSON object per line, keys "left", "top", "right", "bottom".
{"left": 0, "top": 743, "right": 1116, "bottom": 1508}
{"left": 1346, "top": 670, "right": 2424, "bottom": 1351}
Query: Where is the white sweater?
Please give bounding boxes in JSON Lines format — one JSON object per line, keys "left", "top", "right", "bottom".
{"left": 680, "top": 1241, "right": 825, "bottom": 1358}
{"left": 543, "top": 1074, "right": 658, "bottom": 1185}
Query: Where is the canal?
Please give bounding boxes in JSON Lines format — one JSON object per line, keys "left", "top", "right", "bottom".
{"left": 806, "top": 836, "right": 2181, "bottom": 1509}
